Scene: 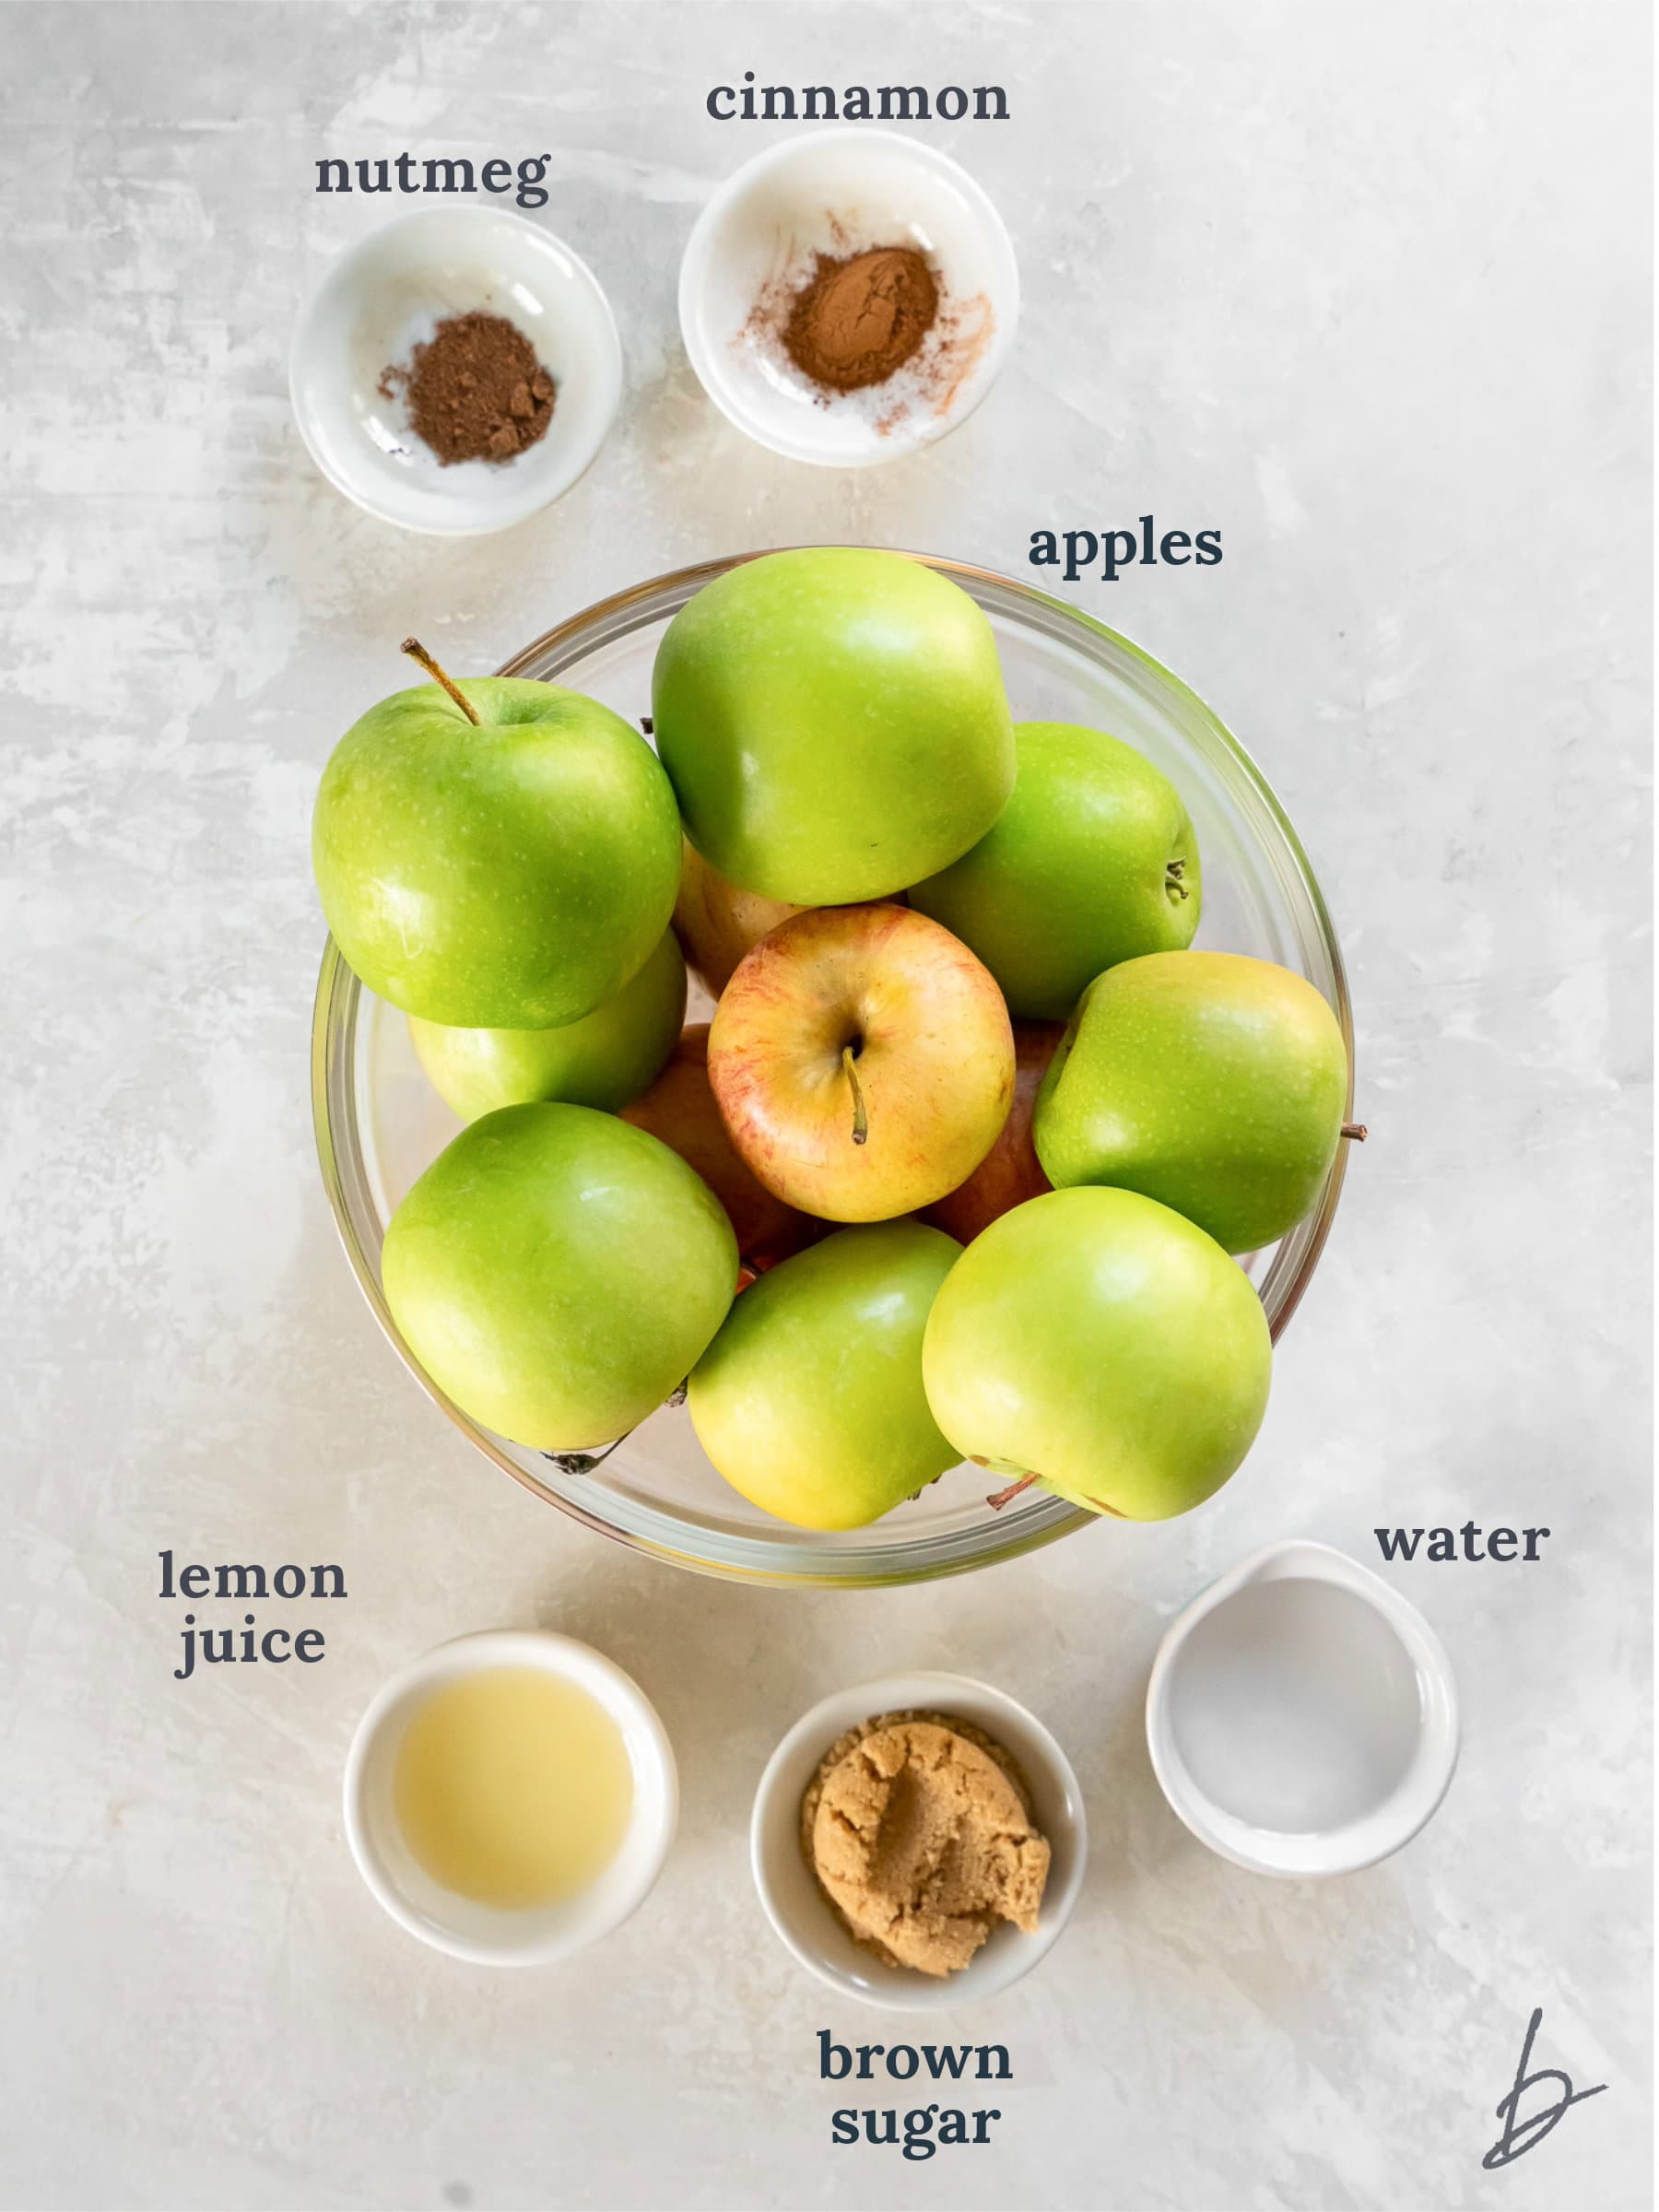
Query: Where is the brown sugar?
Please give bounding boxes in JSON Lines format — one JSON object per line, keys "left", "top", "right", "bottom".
{"left": 782, "top": 246, "right": 940, "bottom": 394}
{"left": 380, "top": 310, "right": 556, "bottom": 465}
{"left": 802, "top": 1711, "right": 1051, "bottom": 1977}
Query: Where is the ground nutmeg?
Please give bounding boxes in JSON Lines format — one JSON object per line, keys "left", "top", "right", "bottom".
{"left": 380, "top": 310, "right": 557, "bottom": 465}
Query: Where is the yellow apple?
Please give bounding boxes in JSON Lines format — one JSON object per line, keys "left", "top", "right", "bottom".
{"left": 673, "top": 840, "right": 805, "bottom": 996}
{"left": 707, "top": 905, "right": 1015, "bottom": 1223}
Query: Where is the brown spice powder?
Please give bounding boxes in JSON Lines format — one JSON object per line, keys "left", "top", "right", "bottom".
{"left": 380, "top": 310, "right": 556, "bottom": 465}
{"left": 782, "top": 246, "right": 940, "bottom": 394}
{"left": 800, "top": 1709, "right": 1050, "bottom": 1977}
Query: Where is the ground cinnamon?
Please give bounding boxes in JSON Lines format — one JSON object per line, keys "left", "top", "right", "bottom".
{"left": 782, "top": 246, "right": 940, "bottom": 394}
{"left": 380, "top": 310, "right": 556, "bottom": 465}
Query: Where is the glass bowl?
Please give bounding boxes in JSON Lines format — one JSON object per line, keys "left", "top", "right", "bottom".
{"left": 312, "top": 553, "right": 1353, "bottom": 1587}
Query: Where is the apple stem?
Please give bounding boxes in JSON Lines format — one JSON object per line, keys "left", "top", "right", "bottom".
{"left": 841, "top": 1045, "right": 868, "bottom": 1147}
{"left": 544, "top": 1438, "right": 626, "bottom": 1476}
{"left": 543, "top": 1379, "right": 688, "bottom": 1474}
{"left": 986, "top": 1471, "right": 1040, "bottom": 1511}
{"left": 1166, "top": 858, "right": 1191, "bottom": 901}
{"left": 402, "top": 636, "right": 480, "bottom": 725}
{"left": 1341, "top": 1122, "right": 1368, "bottom": 1141}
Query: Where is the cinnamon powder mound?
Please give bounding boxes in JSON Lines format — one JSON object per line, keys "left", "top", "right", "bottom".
{"left": 380, "top": 310, "right": 556, "bottom": 465}
{"left": 782, "top": 246, "right": 940, "bottom": 394}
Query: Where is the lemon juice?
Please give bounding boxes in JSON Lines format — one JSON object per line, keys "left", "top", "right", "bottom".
{"left": 393, "top": 1666, "right": 633, "bottom": 1910}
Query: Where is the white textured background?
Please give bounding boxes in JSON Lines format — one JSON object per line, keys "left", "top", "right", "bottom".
{"left": 1, "top": 5, "right": 1651, "bottom": 2208}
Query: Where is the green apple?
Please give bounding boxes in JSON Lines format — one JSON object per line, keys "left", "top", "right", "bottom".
{"left": 1034, "top": 951, "right": 1349, "bottom": 1253}
{"left": 408, "top": 930, "right": 687, "bottom": 1122}
{"left": 922, "top": 1186, "right": 1271, "bottom": 1521}
{"left": 652, "top": 549, "right": 1015, "bottom": 903}
{"left": 688, "top": 1223, "right": 961, "bottom": 1529}
{"left": 707, "top": 904, "right": 1014, "bottom": 1223}
{"left": 382, "top": 1102, "right": 737, "bottom": 1452}
{"left": 910, "top": 722, "right": 1200, "bottom": 1017}
{"left": 313, "top": 647, "right": 681, "bottom": 1028}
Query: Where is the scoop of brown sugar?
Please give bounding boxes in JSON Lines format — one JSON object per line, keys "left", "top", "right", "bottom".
{"left": 804, "top": 1712, "right": 1051, "bottom": 1977}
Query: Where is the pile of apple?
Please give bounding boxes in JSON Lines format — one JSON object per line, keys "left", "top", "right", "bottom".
{"left": 313, "top": 550, "right": 1350, "bottom": 1534}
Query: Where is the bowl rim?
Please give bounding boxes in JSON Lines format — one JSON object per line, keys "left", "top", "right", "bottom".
{"left": 341, "top": 1627, "right": 678, "bottom": 1963}
{"left": 288, "top": 202, "right": 624, "bottom": 537}
{"left": 311, "top": 549, "right": 1355, "bottom": 1584}
{"left": 1144, "top": 1540, "right": 1460, "bottom": 1877}
{"left": 677, "top": 125, "right": 1021, "bottom": 468}
{"left": 747, "top": 1669, "right": 1088, "bottom": 2011}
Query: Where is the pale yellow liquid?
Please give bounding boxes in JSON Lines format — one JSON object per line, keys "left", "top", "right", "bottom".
{"left": 393, "top": 1667, "right": 634, "bottom": 1910}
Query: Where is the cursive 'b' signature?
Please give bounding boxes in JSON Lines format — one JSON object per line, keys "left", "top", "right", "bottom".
{"left": 1481, "top": 2006, "right": 1607, "bottom": 2170}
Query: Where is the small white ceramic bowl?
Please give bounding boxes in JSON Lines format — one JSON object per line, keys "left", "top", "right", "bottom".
{"left": 1146, "top": 1541, "right": 1459, "bottom": 1878}
{"left": 751, "top": 1671, "right": 1085, "bottom": 2011}
{"left": 290, "top": 206, "right": 622, "bottom": 534}
{"left": 343, "top": 1629, "right": 677, "bottom": 1964}
{"left": 679, "top": 129, "right": 1018, "bottom": 467}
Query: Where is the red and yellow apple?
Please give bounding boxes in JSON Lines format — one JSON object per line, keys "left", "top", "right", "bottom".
{"left": 619, "top": 1025, "right": 818, "bottom": 1275}
{"left": 708, "top": 905, "right": 1015, "bottom": 1224}
{"left": 925, "top": 1019, "right": 1065, "bottom": 1244}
